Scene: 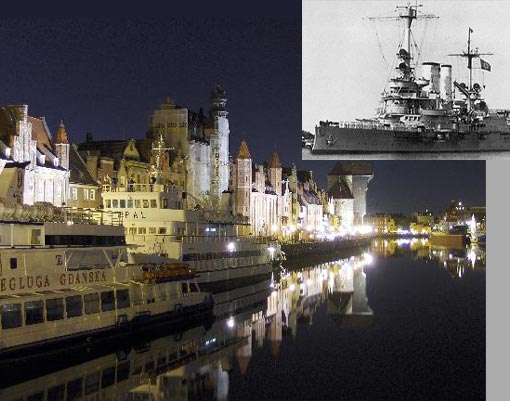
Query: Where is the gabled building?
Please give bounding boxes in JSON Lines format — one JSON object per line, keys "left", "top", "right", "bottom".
{"left": 0, "top": 105, "right": 69, "bottom": 207}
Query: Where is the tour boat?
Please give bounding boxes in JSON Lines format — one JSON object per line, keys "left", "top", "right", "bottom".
{"left": 0, "top": 201, "right": 213, "bottom": 358}
{"left": 101, "top": 182, "right": 273, "bottom": 293}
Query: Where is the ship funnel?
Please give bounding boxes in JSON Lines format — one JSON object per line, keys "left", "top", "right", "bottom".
{"left": 440, "top": 64, "right": 452, "bottom": 102}
{"left": 421, "top": 62, "right": 440, "bottom": 94}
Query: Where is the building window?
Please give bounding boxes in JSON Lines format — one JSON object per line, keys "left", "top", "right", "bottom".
{"left": 90, "top": 189, "right": 96, "bottom": 200}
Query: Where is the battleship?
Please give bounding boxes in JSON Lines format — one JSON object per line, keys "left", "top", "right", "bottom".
{"left": 310, "top": 3, "right": 510, "bottom": 154}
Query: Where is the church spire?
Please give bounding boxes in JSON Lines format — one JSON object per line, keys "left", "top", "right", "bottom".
{"left": 55, "top": 120, "right": 68, "bottom": 144}
{"left": 268, "top": 151, "right": 282, "bottom": 169}
{"left": 237, "top": 140, "right": 252, "bottom": 159}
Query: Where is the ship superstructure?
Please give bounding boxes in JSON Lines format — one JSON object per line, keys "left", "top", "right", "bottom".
{"left": 311, "top": 3, "right": 510, "bottom": 154}
{"left": 100, "top": 155, "right": 273, "bottom": 293}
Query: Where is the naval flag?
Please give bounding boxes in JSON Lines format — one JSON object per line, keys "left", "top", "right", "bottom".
{"left": 480, "top": 58, "right": 491, "bottom": 71}
{"left": 469, "top": 27, "right": 474, "bottom": 33}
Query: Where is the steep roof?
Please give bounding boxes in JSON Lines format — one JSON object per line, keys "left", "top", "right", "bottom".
{"left": 328, "top": 162, "right": 373, "bottom": 176}
{"left": 54, "top": 121, "right": 68, "bottom": 144}
{"left": 69, "top": 145, "right": 98, "bottom": 186}
{"left": 328, "top": 179, "right": 354, "bottom": 199}
{"left": 237, "top": 140, "right": 251, "bottom": 159}
{"left": 268, "top": 152, "right": 281, "bottom": 168}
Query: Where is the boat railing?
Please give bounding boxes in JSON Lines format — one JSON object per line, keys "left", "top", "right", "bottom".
{"left": 329, "top": 121, "right": 422, "bottom": 132}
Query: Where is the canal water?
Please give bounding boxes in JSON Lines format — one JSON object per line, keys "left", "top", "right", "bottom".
{"left": 0, "top": 239, "right": 485, "bottom": 401}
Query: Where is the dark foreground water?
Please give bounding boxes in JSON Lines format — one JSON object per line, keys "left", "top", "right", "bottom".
{"left": 0, "top": 239, "right": 485, "bottom": 401}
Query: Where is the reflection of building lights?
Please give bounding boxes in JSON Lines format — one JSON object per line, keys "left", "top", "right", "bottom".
{"left": 271, "top": 224, "right": 278, "bottom": 232}
{"left": 363, "top": 253, "right": 374, "bottom": 265}
{"left": 267, "top": 246, "right": 275, "bottom": 259}
{"left": 289, "top": 283, "right": 296, "bottom": 292}
{"left": 226, "top": 317, "right": 235, "bottom": 329}
{"left": 227, "top": 242, "right": 235, "bottom": 252}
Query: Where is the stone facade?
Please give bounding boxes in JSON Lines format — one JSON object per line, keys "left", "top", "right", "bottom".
{"left": 0, "top": 105, "right": 68, "bottom": 207}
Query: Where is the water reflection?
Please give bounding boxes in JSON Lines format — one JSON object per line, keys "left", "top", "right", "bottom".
{"left": 0, "top": 240, "right": 484, "bottom": 400}
{"left": 1, "top": 255, "right": 373, "bottom": 400}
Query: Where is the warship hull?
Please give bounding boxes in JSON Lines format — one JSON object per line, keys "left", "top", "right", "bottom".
{"left": 312, "top": 126, "right": 510, "bottom": 153}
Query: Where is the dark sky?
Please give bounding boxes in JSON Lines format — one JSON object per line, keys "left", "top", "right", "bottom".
{"left": 0, "top": 17, "right": 485, "bottom": 216}
{"left": 0, "top": 17, "right": 301, "bottom": 166}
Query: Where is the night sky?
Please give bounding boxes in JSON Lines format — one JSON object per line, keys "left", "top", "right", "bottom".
{"left": 0, "top": 17, "right": 485, "bottom": 215}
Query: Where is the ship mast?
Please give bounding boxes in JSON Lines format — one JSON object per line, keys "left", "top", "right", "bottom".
{"left": 448, "top": 28, "right": 493, "bottom": 111}
{"left": 366, "top": 2, "right": 437, "bottom": 79}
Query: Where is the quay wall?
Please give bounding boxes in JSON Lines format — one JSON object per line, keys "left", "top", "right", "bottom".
{"left": 281, "top": 238, "right": 370, "bottom": 269}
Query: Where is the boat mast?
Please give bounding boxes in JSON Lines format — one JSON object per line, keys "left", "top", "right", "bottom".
{"left": 366, "top": 3, "right": 437, "bottom": 79}
{"left": 448, "top": 28, "right": 493, "bottom": 111}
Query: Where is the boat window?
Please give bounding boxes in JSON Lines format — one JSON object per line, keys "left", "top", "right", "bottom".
{"left": 162, "top": 198, "right": 168, "bottom": 208}
{"left": 1, "top": 303, "right": 22, "bottom": 329}
{"left": 101, "top": 291, "right": 115, "bottom": 312}
{"left": 10, "top": 258, "right": 17, "bottom": 270}
{"left": 190, "top": 283, "right": 199, "bottom": 293}
{"left": 142, "top": 200, "right": 149, "bottom": 208}
{"left": 112, "top": 199, "right": 119, "bottom": 208}
{"left": 66, "top": 377, "right": 83, "bottom": 401}
{"left": 84, "top": 372, "right": 100, "bottom": 395}
{"left": 117, "top": 361, "right": 131, "bottom": 382}
{"left": 46, "top": 298, "right": 64, "bottom": 321}
{"left": 138, "top": 227, "right": 147, "bottom": 234}
{"left": 149, "top": 227, "right": 156, "bottom": 234}
{"left": 26, "top": 392, "right": 44, "bottom": 401}
{"left": 116, "top": 289, "right": 130, "bottom": 309}
{"left": 128, "top": 227, "right": 137, "bottom": 235}
{"left": 25, "top": 300, "right": 44, "bottom": 325}
{"left": 181, "top": 283, "right": 188, "bottom": 295}
{"left": 101, "top": 366, "right": 115, "bottom": 388}
{"left": 47, "top": 384, "right": 65, "bottom": 401}
{"left": 105, "top": 199, "right": 111, "bottom": 208}
{"left": 84, "top": 293, "right": 100, "bottom": 314}
{"left": 119, "top": 199, "right": 126, "bottom": 208}
{"left": 31, "top": 229, "right": 42, "bottom": 245}
{"left": 134, "top": 199, "right": 141, "bottom": 208}
{"left": 127, "top": 199, "right": 133, "bottom": 208}
{"left": 66, "top": 296, "right": 83, "bottom": 318}
{"left": 158, "top": 227, "right": 167, "bottom": 234}
{"left": 150, "top": 199, "right": 158, "bottom": 208}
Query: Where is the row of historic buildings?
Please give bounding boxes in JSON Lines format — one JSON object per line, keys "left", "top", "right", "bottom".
{"left": 0, "top": 87, "right": 373, "bottom": 238}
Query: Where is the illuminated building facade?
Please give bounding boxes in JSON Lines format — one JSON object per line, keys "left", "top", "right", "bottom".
{"left": 327, "top": 162, "right": 373, "bottom": 229}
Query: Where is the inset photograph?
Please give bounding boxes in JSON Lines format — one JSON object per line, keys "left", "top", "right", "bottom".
{"left": 302, "top": 0, "right": 510, "bottom": 159}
